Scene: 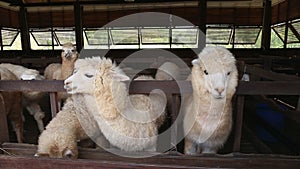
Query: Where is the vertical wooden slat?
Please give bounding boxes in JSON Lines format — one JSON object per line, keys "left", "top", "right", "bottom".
{"left": 19, "top": 6, "right": 30, "bottom": 52}
{"left": 0, "top": 94, "right": 9, "bottom": 144}
{"left": 297, "top": 96, "right": 300, "bottom": 111}
{"left": 49, "top": 92, "right": 59, "bottom": 118}
{"left": 74, "top": 1, "right": 83, "bottom": 52}
{"left": 233, "top": 95, "right": 245, "bottom": 152}
{"left": 170, "top": 94, "right": 180, "bottom": 152}
{"left": 261, "top": 0, "right": 272, "bottom": 50}
{"left": 198, "top": 0, "right": 207, "bottom": 52}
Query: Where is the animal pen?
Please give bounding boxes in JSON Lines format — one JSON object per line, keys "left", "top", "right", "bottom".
{"left": 0, "top": 0, "right": 300, "bottom": 168}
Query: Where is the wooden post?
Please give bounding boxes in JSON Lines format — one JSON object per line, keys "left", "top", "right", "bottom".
{"left": 233, "top": 95, "right": 245, "bottom": 152}
{"left": 297, "top": 96, "right": 300, "bottom": 111}
{"left": 197, "top": 0, "right": 207, "bottom": 53}
{"left": 170, "top": 94, "right": 181, "bottom": 152}
{"left": 19, "top": 6, "right": 30, "bottom": 52}
{"left": 74, "top": 1, "right": 83, "bottom": 51}
{"left": 49, "top": 92, "right": 59, "bottom": 118}
{"left": 261, "top": 0, "right": 272, "bottom": 50}
{"left": 0, "top": 94, "right": 9, "bottom": 144}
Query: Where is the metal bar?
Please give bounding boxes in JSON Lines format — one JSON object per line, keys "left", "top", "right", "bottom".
{"left": 233, "top": 95, "right": 245, "bottom": 152}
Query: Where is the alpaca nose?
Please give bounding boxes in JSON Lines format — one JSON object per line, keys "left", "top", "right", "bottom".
{"left": 64, "top": 81, "right": 70, "bottom": 85}
{"left": 215, "top": 87, "right": 224, "bottom": 95}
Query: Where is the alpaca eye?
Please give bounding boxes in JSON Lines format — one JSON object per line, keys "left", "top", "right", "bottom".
{"left": 204, "top": 70, "right": 208, "bottom": 75}
{"left": 227, "top": 72, "right": 231, "bottom": 76}
{"left": 85, "top": 74, "right": 94, "bottom": 78}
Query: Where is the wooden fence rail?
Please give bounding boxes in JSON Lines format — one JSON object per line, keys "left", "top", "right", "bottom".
{"left": 0, "top": 80, "right": 300, "bottom": 152}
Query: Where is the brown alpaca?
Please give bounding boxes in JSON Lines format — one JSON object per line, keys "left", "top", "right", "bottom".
{"left": 44, "top": 42, "right": 78, "bottom": 108}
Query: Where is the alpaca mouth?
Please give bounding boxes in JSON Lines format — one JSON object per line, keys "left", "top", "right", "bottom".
{"left": 64, "top": 85, "right": 76, "bottom": 93}
{"left": 213, "top": 94, "right": 225, "bottom": 99}
{"left": 65, "top": 53, "right": 72, "bottom": 58}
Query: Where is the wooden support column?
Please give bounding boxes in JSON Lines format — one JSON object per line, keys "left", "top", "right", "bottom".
{"left": 233, "top": 95, "right": 245, "bottom": 152}
{"left": 19, "top": 6, "right": 30, "bottom": 52}
{"left": 74, "top": 2, "right": 83, "bottom": 51}
{"left": 49, "top": 92, "right": 59, "bottom": 118}
{"left": 0, "top": 94, "right": 9, "bottom": 144}
{"left": 197, "top": 0, "right": 207, "bottom": 53}
{"left": 283, "top": 0, "right": 290, "bottom": 48}
{"left": 261, "top": 0, "right": 272, "bottom": 50}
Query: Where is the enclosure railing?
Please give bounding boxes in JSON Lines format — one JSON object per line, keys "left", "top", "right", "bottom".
{"left": 0, "top": 78, "right": 299, "bottom": 152}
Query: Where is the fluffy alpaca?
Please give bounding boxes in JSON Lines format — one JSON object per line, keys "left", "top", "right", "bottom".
{"left": 36, "top": 95, "right": 101, "bottom": 159}
{"left": 183, "top": 46, "right": 238, "bottom": 154}
{"left": 64, "top": 57, "right": 166, "bottom": 152}
{"left": 44, "top": 42, "right": 78, "bottom": 80}
{"left": 0, "top": 67, "right": 23, "bottom": 143}
{"left": 0, "top": 63, "right": 46, "bottom": 132}
{"left": 44, "top": 42, "right": 78, "bottom": 108}
{"left": 155, "top": 61, "right": 180, "bottom": 80}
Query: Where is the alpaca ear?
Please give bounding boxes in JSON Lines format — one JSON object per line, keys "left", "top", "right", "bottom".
{"left": 191, "top": 59, "right": 199, "bottom": 65}
{"left": 112, "top": 72, "right": 130, "bottom": 81}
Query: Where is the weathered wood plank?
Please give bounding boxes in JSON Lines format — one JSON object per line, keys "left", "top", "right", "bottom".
{"left": 246, "top": 65, "right": 300, "bottom": 81}
{"left": 0, "top": 94, "right": 9, "bottom": 144}
{"left": 0, "top": 80, "right": 299, "bottom": 95}
{"left": 1, "top": 143, "right": 300, "bottom": 169}
{"left": 233, "top": 96, "right": 245, "bottom": 152}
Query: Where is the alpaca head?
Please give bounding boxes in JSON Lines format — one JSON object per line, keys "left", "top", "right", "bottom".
{"left": 20, "top": 69, "right": 44, "bottom": 80}
{"left": 64, "top": 57, "right": 103, "bottom": 94}
{"left": 192, "top": 46, "right": 238, "bottom": 99}
{"left": 61, "top": 42, "right": 78, "bottom": 60}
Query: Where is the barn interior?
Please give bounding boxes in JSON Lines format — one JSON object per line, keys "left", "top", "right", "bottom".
{"left": 0, "top": 0, "right": 299, "bottom": 168}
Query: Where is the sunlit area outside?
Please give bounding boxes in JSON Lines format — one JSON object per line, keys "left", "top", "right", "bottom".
{"left": 1, "top": 28, "right": 22, "bottom": 50}
{"left": 0, "top": 20, "right": 299, "bottom": 50}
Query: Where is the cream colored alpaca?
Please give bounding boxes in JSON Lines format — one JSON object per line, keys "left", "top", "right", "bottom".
{"left": 183, "top": 46, "right": 238, "bottom": 154}
{"left": 0, "top": 67, "right": 23, "bottom": 143}
{"left": 36, "top": 95, "right": 102, "bottom": 159}
{"left": 155, "top": 61, "right": 180, "bottom": 80}
{"left": 64, "top": 57, "right": 166, "bottom": 152}
{"left": 0, "top": 63, "right": 46, "bottom": 132}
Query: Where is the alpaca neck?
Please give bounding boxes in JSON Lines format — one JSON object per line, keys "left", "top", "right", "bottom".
{"left": 94, "top": 80, "right": 129, "bottom": 119}
{"left": 61, "top": 61, "right": 75, "bottom": 80}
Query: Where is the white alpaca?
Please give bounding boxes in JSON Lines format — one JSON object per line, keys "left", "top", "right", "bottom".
{"left": 183, "top": 46, "right": 238, "bottom": 154}
{"left": 0, "top": 67, "right": 23, "bottom": 143}
{"left": 155, "top": 61, "right": 180, "bottom": 80}
{"left": 64, "top": 57, "right": 166, "bottom": 152}
{"left": 0, "top": 63, "right": 46, "bottom": 132}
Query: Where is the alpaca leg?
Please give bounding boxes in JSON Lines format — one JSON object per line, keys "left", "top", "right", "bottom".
{"left": 184, "top": 138, "right": 197, "bottom": 155}
{"left": 26, "top": 103, "right": 45, "bottom": 132}
{"left": 202, "top": 146, "right": 218, "bottom": 154}
{"left": 95, "top": 134, "right": 110, "bottom": 149}
{"left": 145, "top": 144, "right": 157, "bottom": 152}
{"left": 9, "top": 116, "right": 23, "bottom": 143}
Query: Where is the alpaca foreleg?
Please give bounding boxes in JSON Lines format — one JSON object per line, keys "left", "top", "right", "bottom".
{"left": 26, "top": 103, "right": 45, "bottom": 132}
{"left": 184, "top": 138, "right": 197, "bottom": 155}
